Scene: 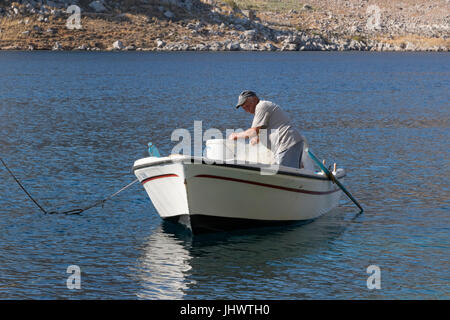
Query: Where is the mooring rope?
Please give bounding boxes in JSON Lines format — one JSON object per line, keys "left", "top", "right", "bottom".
{"left": 1, "top": 157, "right": 138, "bottom": 215}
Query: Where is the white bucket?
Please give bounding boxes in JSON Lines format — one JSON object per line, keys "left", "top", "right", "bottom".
{"left": 205, "top": 139, "right": 236, "bottom": 161}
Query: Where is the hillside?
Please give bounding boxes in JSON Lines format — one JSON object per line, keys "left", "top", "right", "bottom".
{"left": 0, "top": 0, "right": 448, "bottom": 51}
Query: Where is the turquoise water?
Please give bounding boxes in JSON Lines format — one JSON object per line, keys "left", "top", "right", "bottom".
{"left": 0, "top": 52, "right": 448, "bottom": 299}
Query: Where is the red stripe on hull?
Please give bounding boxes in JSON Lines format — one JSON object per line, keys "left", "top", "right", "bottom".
{"left": 141, "top": 174, "right": 179, "bottom": 185}
{"left": 194, "top": 174, "right": 339, "bottom": 195}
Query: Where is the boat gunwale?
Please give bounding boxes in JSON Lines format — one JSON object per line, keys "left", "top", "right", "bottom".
{"left": 132, "top": 156, "right": 346, "bottom": 181}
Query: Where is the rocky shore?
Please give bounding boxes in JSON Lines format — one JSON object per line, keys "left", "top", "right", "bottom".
{"left": 0, "top": 0, "right": 448, "bottom": 51}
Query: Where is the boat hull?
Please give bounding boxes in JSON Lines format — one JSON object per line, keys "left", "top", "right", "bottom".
{"left": 133, "top": 156, "right": 344, "bottom": 234}
{"left": 163, "top": 214, "right": 315, "bottom": 234}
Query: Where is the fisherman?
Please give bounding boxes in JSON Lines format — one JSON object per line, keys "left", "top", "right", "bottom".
{"left": 228, "top": 90, "right": 304, "bottom": 169}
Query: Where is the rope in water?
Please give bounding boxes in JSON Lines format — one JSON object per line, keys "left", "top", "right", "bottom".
{"left": 0, "top": 157, "right": 138, "bottom": 215}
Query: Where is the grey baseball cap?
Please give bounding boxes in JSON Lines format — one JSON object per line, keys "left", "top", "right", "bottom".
{"left": 235, "top": 90, "right": 257, "bottom": 109}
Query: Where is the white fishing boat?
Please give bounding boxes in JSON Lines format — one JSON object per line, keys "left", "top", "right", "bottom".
{"left": 132, "top": 139, "right": 346, "bottom": 234}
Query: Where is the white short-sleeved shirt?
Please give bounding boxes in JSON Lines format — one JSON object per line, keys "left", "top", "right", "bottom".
{"left": 251, "top": 100, "right": 303, "bottom": 154}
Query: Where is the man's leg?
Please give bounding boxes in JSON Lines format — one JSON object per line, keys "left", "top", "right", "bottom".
{"left": 275, "top": 141, "right": 303, "bottom": 169}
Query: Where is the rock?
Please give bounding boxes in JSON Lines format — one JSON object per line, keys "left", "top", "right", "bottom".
{"left": 315, "top": 42, "right": 326, "bottom": 51}
{"left": 89, "top": 1, "right": 106, "bottom": 13}
{"left": 164, "top": 10, "right": 174, "bottom": 19}
{"left": 50, "top": 9, "right": 62, "bottom": 17}
{"left": 113, "top": 40, "right": 124, "bottom": 50}
{"left": 390, "top": 45, "right": 400, "bottom": 52}
{"left": 21, "top": 30, "right": 30, "bottom": 36}
{"left": 234, "top": 24, "right": 245, "bottom": 31}
{"left": 177, "top": 43, "right": 190, "bottom": 51}
{"left": 348, "top": 39, "right": 363, "bottom": 51}
{"left": 125, "top": 45, "right": 136, "bottom": 51}
{"left": 209, "top": 42, "right": 222, "bottom": 51}
{"left": 260, "top": 27, "right": 271, "bottom": 39}
{"left": 52, "top": 41, "right": 62, "bottom": 50}
{"left": 192, "top": 43, "right": 209, "bottom": 51}
{"left": 240, "top": 42, "right": 259, "bottom": 51}
{"left": 275, "top": 35, "right": 285, "bottom": 43}
{"left": 226, "top": 42, "right": 241, "bottom": 51}
{"left": 46, "top": 1, "right": 59, "bottom": 8}
{"left": 299, "top": 40, "right": 323, "bottom": 51}
{"left": 155, "top": 39, "right": 166, "bottom": 48}
{"left": 284, "top": 34, "right": 303, "bottom": 45}
{"left": 264, "top": 43, "right": 278, "bottom": 51}
{"left": 241, "top": 9, "right": 256, "bottom": 21}
{"left": 229, "top": 30, "right": 239, "bottom": 37}
{"left": 281, "top": 43, "right": 298, "bottom": 51}
{"left": 210, "top": 30, "right": 224, "bottom": 36}
{"left": 405, "top": 42, "right": 416, "bottom": 51}
{"left": 241, "top": 29, "right": 257, "bottom": 41}
{"left": 39, "top": 6, "right": 50, "bottom": 15}
{"left": 233, "top": 18, "right": 251, "bottom": 28}
{"left": 181, "top": 0, "right": 193, "bottom": 11}
{"left": 25, "top": 0, "right": 38, "bottom": 8}
{"left": 1, "top": 45, "right": 21, "bottom": 50}
{"left": 161, "top": 42, "right": 174, "bottom": 51}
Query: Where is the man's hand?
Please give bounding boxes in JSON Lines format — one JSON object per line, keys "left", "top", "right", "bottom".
{"left": 228, "top": 127, "right": 260, "bottom": 141}
{"left": 250, "top": 136, "right": 259, "bottom": 145}
{"left": 228, "top": 132, "right": 239, "bottom": 140}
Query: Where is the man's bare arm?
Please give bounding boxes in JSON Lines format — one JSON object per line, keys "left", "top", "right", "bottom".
{"left": 228, "top": 127, "right": 261, "bottom": 140}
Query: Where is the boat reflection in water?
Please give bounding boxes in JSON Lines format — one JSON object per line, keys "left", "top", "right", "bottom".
{"left": 134, "top": 224, "right": 195, "bottom": 299}
{"left": 134, "top": 210, "right": 350, "bottom": 299}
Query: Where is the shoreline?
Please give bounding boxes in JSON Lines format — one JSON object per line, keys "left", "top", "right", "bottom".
{"left": 1, "top": 48, "right": 449, "bottom": 52}
{"left": 1, "top": 0, "right": 448, "bottom": 53}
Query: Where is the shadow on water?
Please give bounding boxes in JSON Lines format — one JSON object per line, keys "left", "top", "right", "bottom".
{"left": 134, "top": 210, "right": 352, "bottom": 299}
{"left": 159, "top": 219, "right": 318, "bottom": 247}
